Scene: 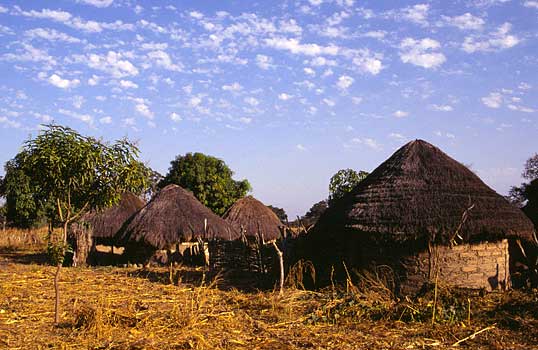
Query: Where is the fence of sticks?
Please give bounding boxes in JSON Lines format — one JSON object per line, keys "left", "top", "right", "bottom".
{"left": 207, "top": 227, "right": 298, "bottom": 291}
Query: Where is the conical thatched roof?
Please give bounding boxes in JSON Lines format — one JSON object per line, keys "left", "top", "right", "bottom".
{"left": 312, "top": 140, "right": 535, "bottom": 245}
{"left": 117, "top": 184, "right": 240, "bottom": 249}
{"left": 223, "top": 196, "right": 283, "bottom": 241}
{"left": 78, "top": 192, "right": 145, "bottom": 243}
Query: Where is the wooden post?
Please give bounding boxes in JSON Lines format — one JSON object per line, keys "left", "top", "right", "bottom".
{"left": 272, "top": 241, "right": 284, "bottom": 296}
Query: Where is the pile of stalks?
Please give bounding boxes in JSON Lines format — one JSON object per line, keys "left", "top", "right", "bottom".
{"left": 1, "top": 241, "right": 538, "bottom": 349}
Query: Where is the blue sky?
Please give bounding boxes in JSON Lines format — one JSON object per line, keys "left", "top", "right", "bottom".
{"left": 0, "top": 0, "right": 537, "bottom": 218}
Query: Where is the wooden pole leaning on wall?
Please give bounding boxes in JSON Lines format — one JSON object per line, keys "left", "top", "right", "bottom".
{"left": 272, "top": 241, "right": 284, "bottom": 296}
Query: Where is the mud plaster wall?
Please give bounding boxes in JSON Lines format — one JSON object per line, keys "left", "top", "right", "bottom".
{"left": 399, "top": 239, "right": 510, "bottom": 295}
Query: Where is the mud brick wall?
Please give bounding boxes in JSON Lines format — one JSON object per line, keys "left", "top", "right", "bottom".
{"left": 400, "top": 239, "right": 510, "bottom": 295}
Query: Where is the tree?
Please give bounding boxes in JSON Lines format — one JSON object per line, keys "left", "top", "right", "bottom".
{"left": 159, "top": 152, "right": 251, "bottom": 215}
{"left": 18, "top": 124, "right": 149, "bottom": 325}
{"left": 300, "top": 200, "right": 328, "bottom": 227}
{"left": 268, "top": 205, "right": 288, "bottom": 223}
{"left": 1, "top": 155, "right": 47, "bottom": 228}
{"left": 328, "top": 169, "right": 369, "bottom": 204}
{"left": 509, "top": 154, "right": 538, "bottom": 207}
{"left": 520, "top": 154, "right": 538, "bottom": 184}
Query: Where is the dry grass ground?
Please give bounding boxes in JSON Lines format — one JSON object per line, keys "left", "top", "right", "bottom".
{"left": 1, "top": 229, "right": 538, "bottom": 349}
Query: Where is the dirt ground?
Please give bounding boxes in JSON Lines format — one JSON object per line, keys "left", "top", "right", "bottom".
{"left": 1, "top": 242, "right": 538, "bottom": 349}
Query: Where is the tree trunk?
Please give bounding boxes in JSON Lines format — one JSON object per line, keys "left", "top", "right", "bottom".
{"left": 54, "top": 221, "right": 69, "bottom": 326}
{"left": 54, "top": 262, "right": 61, "bottom": 325}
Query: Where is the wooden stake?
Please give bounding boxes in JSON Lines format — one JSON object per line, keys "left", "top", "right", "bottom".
{"left": 272, "top": 241, "right": 284, "bottom": 296}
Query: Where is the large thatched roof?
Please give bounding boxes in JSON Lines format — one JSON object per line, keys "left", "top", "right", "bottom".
{"left": 117, "top": 184, "right": 239, "bottom": 249}
{"left": 77, "top": 192, "right": 145, "bottom": 243}
{"left": 223, "top": 196, "right": 283, "bottom": 241}
{"left": 312, "top": 139, "right": 535, "bottom": 245}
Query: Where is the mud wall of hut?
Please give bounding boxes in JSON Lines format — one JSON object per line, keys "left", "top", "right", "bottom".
{"left": 398, "top": 239, "right": 510, "bottom": 295}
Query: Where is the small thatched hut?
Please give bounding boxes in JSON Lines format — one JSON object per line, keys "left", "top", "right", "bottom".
{"left": 214, "top": 196, "right": 286, "bottom": 277}
{"left": 69, "top": 192, "right": 145, "bottom": 266}
{"left": 223, "top": 196, "right": 283, "bottom": 241}
{"left": 116, "top": 184, "right": 239, "bottom": 264}
{"left": 308, "top": 140, "right": 535, "bottom": 295}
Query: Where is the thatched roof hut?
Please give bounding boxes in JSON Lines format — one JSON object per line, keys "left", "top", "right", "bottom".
{"left": 68, "top": 192, "right": 144, "bottom": 266}
{"left": 80, "top": 192, "right": 145, "bottom": 246}
{"left": 223, "top": 196, "right": 283, "bottom": 241}
{"left": 117, "top": 184, "right": 239, "bottom": 250}
{"left": 309, "top": 139, "right": 535, "bottom": 293}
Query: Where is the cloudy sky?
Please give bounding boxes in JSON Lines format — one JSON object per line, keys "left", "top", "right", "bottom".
{"left": 0, "top": 0, "right": 537, "bottom": 217}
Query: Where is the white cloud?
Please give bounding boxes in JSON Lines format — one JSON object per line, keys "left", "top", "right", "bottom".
{"left": 140, "top": 42, "right": 168, "bottom": 50}
{"left": 83, "top": 51, "right": 138, "bottom": 78}
{"left": 310, "top": 56, "right": 337, "bottom": 66}
{"left": 323, "top": 98, "right": 335, "bottom": 107}
{"left": 352, "top": 97, "right": 362, "bottom": 105}
{"left": 244, "top": 97, "right": 259, "bottom": 106}
{"left": 189, "top": 96, "right": 202, "bottom": 107}
{"left": 265, "top": 37, "right": 339, "bottom": 56}
{"left": 58, "top": 108, "right": 93, "bottom": 125}
{"left": 88, "top": 75, "right": 100, "bottom": 86}
{"left": 279, "top": 19, "right": 302, "bottom": 35}
{"left": 363, "top": 31, "right": 386, "bottom": 39}
{"left": 304, "top": 67, "right": 316, "bottom": 76}
{"left": 72, "top": 95, "right": 85, "bottom": 109}
{"left": 120, "top": 80, "right": 138, "bottom": 89}
{"left": 170, "top": 112, "right": 182, "bottom": 122}
{"left": 336, "top": 75, "right": 354, "bottom": 91}
{"left": 524, "top": 1, "right": 538, "bottom": 8}
{"left": 255, "top": 54, "right": 273, "bottom": 70}
{"left": 462, "top": 22, "right": 519, "bottom": 53}
{"left": 239, "top": 117, "right": 252, "bottom": 124}
{"left": 352, "top": 50, "right": 384, "bottom": 75}
{"left": 0, "top": 6, "right": 8, "bottom": 13}
{"left": 399, "top": 38, "right": 446, "bottom": 69}
{"left": 401, "top": 4, "right": 430, "bottom": 26}
{"left": 0, "top": 116, "right": 22, "bottom": 128}
{"left": 348, "top": 137, "right": 382, "bottom": 150}
{"left": 518, "top": 82, "right": 532, "bottom": 90}
{"left": 507, "top": 104, "right": 535, "bottom": 113}
{"left": 78, "top": 0, "right": 114, "bottom": 7}
{"left": 135, "top": 103, "right": 154, "bottom": 119}
{"left": 442, "top": 13, "right": 485, "bottom": 30}
{"left": 99, "top": 116, "right": 112, "bottom": 124}
{"left": 2, "top": 43, "right": 56, "bottom": 67}
{"left": 18, "top": 8, "right": 73, "bottom": 22}
{"left": 278, "top": 93, "right": 293, "bottom": 101}
{"left": 481, "top": 92, "right": 503, "bottom": 108}
{"left": 393, "top": 110, "right": 409, "bottom": 118}
{"left": 309, "top": 0, "right": 323, "bottom": 5}
{"left": 25, "top": 28, "right": 81, "bottom": 43}
{"left": 146, "top": 50, "right": 182, "bottom": 71}
{"left": 431, "top": 104, "right": 453, "bottom": 112}
{"left": 222, "top": 82, "right": 243, "bottom": 92}
{"left": 48, "top": 74, "right": 80, "bottom": 89}
{"left": 389, "top": 133, "right": 406, "bottom": 141}
{"left": 296, "top": 144, "right": 307, "bottom": 151}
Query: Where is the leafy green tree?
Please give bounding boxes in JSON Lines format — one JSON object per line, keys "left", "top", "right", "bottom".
{"left": 18, "top": 124, "right": 149, "bottom": 325}
{"left": 1, "top": 155, "right": 47, "bottom": 228}
{"left": 159, "top": 152, "right": 251, "bottom": 215}
{"left": 328, "top": 169, "right": 369, "bottom": 203}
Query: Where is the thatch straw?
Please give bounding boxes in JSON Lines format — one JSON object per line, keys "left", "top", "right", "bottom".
{"left": 312, "top": 139, "right": 535, "bottom": 246}
{"left": 116, "top": 184, "right": 239, "bottom": 249}
{"left": 74, "top": 192, "right": 145, "bottom": 246}
{"left": 223, "top": 196, "right": 283, "bottom": 241}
